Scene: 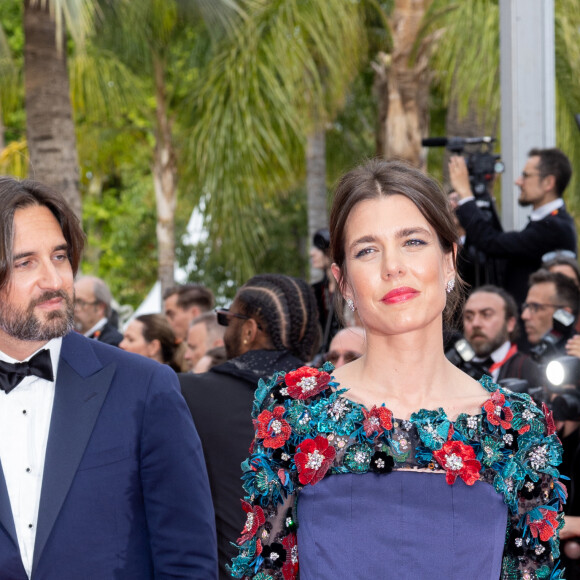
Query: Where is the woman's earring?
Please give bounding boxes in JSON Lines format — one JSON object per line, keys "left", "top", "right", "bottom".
{"left": 346, "top": 298, "right": 356, "bottom": 312}
{"left": 446, "top": 279, "right": 455, "bottom": 294}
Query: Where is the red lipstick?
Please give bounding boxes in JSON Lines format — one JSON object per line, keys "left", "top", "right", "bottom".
{"left": 381, "top": 287, "right": 419, "bottom": 304}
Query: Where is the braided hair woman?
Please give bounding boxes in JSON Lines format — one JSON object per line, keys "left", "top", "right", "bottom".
{"left": 179, "top": 274, "right": 321, "bottom": 579}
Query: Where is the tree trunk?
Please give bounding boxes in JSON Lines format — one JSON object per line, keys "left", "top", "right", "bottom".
{"left": 306, "top": 129, "right": 327, "bottom": 282}
{"left": 152, "top": 53, "right": 177, "bottom": 299}
{"left": 374, "top": 0, "right": 432, "bottom": 169}
{"left": 0, "top": 97, "right": 5, "bottom": 152}
{"left": 23, "top": 0, "right": 81, "bottom": 217}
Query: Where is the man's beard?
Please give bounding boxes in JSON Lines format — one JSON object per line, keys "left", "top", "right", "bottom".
{"left": 224, "top": 331, "right": 243, "bottom": 360}
{"left": 0, "top": 290, "right": 74, "bottom": 342}
{"left": 518, "top": 196, "right": 532, "bottom": 208}
{"left": 470, "top": 326, "right": 508, "bottom": 357}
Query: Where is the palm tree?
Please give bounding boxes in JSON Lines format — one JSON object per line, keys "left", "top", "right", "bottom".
{"left": 22, "top": 0, "right": 95, "bottom": 217}
{"left": 373, "top": 0, "right": 434, "bottom": 169}
{"left": 77, "top": 0, "right": 240, "bottom": 296}
{"left": 184, "top": 0, "right": 367, "bottom": 285}
{"left": 420, "top": 0, "right": 580, "bottom": 204}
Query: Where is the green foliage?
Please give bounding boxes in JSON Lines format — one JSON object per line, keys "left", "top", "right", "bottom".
{"left": 81, "top": 174, "right": 159, "bottom": 309}
{"left": 177, "top": 186, "right": 308, "bottom": 303}
{"left": 183, "top": 0, "right": 368, "bottom": 286}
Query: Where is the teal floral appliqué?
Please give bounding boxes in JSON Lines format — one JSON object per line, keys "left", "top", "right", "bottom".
{"left": 411, "top": 408, "right": 451, "bottom": 450}
{"left": 230, "top": 368, "right": 565, "bottom": 580}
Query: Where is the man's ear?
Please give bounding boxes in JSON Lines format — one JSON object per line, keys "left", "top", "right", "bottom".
{"left": 506, "top": 316, "right": 517, "bottom": 335}
{"left": 541, "top": 173, "right": 557, "bottom": 195}
{"left": 243, "top": 318, "right": 260, "bottom": 347}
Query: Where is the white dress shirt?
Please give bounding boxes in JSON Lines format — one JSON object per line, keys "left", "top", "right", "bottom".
{"left": 0, "top": 338, "right": 61, "bottom": 578}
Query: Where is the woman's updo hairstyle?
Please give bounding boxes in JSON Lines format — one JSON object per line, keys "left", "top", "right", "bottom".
{"left": 329, "top": 159, "right": 463, "bottom": 323}
{"left": 136, "top": 313, "right": 179, "bottom": 370}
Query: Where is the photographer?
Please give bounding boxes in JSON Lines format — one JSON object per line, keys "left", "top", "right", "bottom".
{"left": 449, "top": 148, "right": 577, "bottom": 308}
{"left": 462, "top": 285, "right": 540, "bottom": 385}
{"left": 523, "top": 270, "right": 580, "bottom": 576}
{"left": 522, "top": 270, "right": 579, "bottom": 352}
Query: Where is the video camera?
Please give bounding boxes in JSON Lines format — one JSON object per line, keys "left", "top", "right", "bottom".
{"left": 421, "top": 136, "right": 505, "bottom": 197}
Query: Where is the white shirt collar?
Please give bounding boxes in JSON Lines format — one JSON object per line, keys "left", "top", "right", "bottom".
{"left": 529, "top": 198, "right": 564, "bottom": 222}
{"left": 84, "top": 317, "right": 108, "bottom": 338}
{"left": 473, "top": 340, "right": 511, "bottom": 364}
{"left": 0, "top": 337, "right": 62, "bottom": 384}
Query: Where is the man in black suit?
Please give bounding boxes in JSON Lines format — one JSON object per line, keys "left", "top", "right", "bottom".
{"left": 74, "top": 275, "right": 123, "bottom": 346}
{"left": 450, "top": 147, "right": 577, "bottom": 308}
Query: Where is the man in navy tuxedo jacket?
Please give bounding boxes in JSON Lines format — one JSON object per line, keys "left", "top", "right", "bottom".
{"left": 449, "top": 147, "right": 577, "bottom": 309}
{"left": 0, "top": 177, "right": 217, "bottom": 579}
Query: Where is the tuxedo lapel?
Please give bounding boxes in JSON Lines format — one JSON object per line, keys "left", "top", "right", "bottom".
{"left": 32, "top": 333, "right": 116, "bottom": 574}
{"left": 0, "top": 459, "right": 18, "bottom": 549}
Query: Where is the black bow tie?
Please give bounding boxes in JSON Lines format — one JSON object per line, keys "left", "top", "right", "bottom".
{"left": 0, "top": 349, "right": 54, "bottom": 394}
{"left": 476, "top": 357, "right": 494, "bottom": 371}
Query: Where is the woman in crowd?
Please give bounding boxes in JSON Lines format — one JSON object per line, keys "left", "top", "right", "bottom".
{"left": 230, "top": 159, "right": 565, "bottom": 579}
{"left": 120, "top": 313, "right": 180, "bottom": 371}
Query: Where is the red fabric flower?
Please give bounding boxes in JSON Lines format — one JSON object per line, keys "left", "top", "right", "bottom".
{"left": 254, "top": 406, "right": 291, "bottom": 448}
{"left": 285, "top": 367, "right": 331, "bottom": 400}
{"left": 542, "top": 402, "right": 556, "bottom": 436}
{"left": 237, "top": 500, "right": 266, "bottom": 544}
{"left": 362, "top": 405, "right": 393, "bottom": 437}
{"left": 282, "top": 533, "right": 299, "bottom": 580}
{"left": 295, "top": 436, "right": 336, "bottom": 485}
{"left": 527, "top": 508, "right": 559, "bottom": 542}
{"left": 433, "top": 440, "right": 482, "bottom": 486}
{"left": 483, "top": 389, "right": 513, "bottom": 429}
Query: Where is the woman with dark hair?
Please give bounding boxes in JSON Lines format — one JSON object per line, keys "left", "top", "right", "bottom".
{"left": 231, "top": 160, "right": 565, "bottom": 579}
{"left": 120, "top": 314, "right": 180, "bottom": 371}
{"left": 310, "top": 228, "right": 341, "bottom": 353}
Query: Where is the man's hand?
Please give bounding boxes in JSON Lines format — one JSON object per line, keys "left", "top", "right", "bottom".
{"left": 566, "top": 335, "right": 580, "bottom": 358}
{"left": 448, "top": 155, "right": 473, "bottom": 199}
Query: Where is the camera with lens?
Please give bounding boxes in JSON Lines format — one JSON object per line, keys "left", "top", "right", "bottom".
{"left": 422, "top": 136, "right": 505, "bottom": 198}
{"left": 445, "top": 338, "right": 491, "bottom": 380}
{"left": 531, "top": 309, "right": 580, "bottom": 420}
{"left": 530, "top": 308, "right": 576, "bottom": 364}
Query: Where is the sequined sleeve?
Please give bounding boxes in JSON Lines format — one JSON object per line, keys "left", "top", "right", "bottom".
{"left": 492, "top": 390, "right": 566, "bottom": 579}
{"left": 228, "top": 369, "right": 305, "bottom": 579}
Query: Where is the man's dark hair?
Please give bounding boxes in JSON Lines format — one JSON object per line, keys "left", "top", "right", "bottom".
{"left": 543, "top": 254, "right": 580, "bottom": 287}
{"left": 528, "top": 147, "right": 572, "bottom": 197}
{"left": 529, "top": 269, "right": 580, "bottom": 318}
{"left": 0, "top": 177, "right": 85, "bottom": 292}
{"left": 236, "top": 274, "right": 321, "bottom": 362}
{"left": 468, "top": 285, "right": 520, "bottom": 342}
{"left": 163, "top": 284, "right": 214, "bottom": 312}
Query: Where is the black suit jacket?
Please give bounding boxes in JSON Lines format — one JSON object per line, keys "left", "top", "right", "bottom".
{"left": 89, "top": 320, "right": 123, "bottom": 347}
{"left": 456, "top": 200, "right": 577, "bottom": 306}
{"left": 179, "top": 349, "right": 303, "bottom": 580}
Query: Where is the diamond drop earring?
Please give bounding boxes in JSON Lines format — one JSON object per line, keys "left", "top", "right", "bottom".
{"left": 446, "top": 279, "right": 455, "bottom": 294}
{"left": 346, "top": 298, "right": 355, "bottom": 312}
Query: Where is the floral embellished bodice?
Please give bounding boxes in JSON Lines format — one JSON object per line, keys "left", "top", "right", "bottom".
{"left": 229, "top": 365, "right": 566, "bottom": 580}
